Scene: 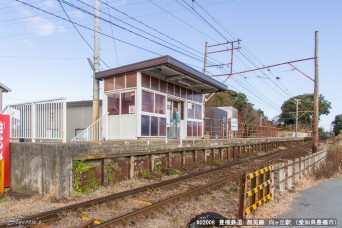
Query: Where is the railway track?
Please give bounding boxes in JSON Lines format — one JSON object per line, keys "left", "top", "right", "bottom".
{"left": 0, "top": 142, "right": 311, "bottom": 227}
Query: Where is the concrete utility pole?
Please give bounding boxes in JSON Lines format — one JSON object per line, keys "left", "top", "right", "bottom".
{"left": 312, "top": 31, "right": 319, "bottom": 153}
{"left": 0, "top": 83, "right": 11, "bottom": 112}
{"left": 260, "top": 114, "right": 263, "bottom": 126}
{"left": 93, "top": 0, "right": 100, "bottom": 125}
{"left": 295, "top": 99, "right": 299, "bottom": 138}
{"left": 203, "top": 41, "right": 208, "bottom": 74}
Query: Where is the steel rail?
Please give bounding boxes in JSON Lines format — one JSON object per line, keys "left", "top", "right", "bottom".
{"left": 0, "top": 143, "right": 310, "bottom": 227}
{"left": 97, "top": 173, "right": 242, "bottom": 227}
{"left": 96, "top": 143, "right": 312, "bottom": 227}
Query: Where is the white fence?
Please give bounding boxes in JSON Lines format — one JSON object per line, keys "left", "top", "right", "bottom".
{"left": 1, "top": 98, "right": 67, "bottom": 142}
{"left": 277, "top": 131, "right": 311, "bottom": 138}
{"left": 272, "top": 149, "right": 327, "bottom": 194}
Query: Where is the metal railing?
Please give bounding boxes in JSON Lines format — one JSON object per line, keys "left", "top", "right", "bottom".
{"left": 70, "top": 113, "right": 108, "bottom": 142}
{"left": 1, "top": 98, "right": 67, "bottom": 142}
{"left": 203, "top": 117, "right": 310, "bottom": 139}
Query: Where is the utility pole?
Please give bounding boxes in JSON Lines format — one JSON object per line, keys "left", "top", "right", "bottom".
{"left": 203, "top": 42, "right": 208, "bottom": 74}
{"left": 312, "top": 31, "right": 319, "bottom": 153}
{"left": 205, "top": 39, "right": 241, "bottom": 80}
{"left": 93, "top": 0, "right": 100, "bottom": 140}
{"left": 295, "top": 99, "right": 299, "bottom": 138}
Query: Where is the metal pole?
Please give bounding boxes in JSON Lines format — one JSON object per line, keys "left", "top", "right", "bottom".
{"left": 313, "top": 31, "right": 319, "bottom": 153}
{"left": 203, "top": 42, "right": 208, "bottom": 74}
{"left": 93, "top": 0, "right": 100, "bottom": 141}
{"left": 237, "top": 173, "right": 246, "bottom": 219}
{"left": 295, "top": 99, "right": 299, "bottom": 137}
{"left": 0, "top": 89, "right": 3, "bottom": 112}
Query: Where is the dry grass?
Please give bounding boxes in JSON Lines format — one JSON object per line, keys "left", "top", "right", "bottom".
{"left": 311, "top": 142, "right": 342, "bottom": 179}
{"left": 247, "top": 139, "right": 342, "bottom": 226}
{"left": 0, "top": 177, "right": 176, "bottom": 223}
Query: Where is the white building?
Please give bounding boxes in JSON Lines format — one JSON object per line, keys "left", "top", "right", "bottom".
{"left": 96, "top": 56, "right": 227, "bottom": 140}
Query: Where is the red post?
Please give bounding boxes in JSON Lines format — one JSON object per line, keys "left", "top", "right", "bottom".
{"left": 0, "top": 114, "right": 10, "bottom": 187}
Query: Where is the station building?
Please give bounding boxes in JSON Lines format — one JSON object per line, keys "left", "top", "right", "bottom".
{"left": 96, "top": 55, "right": 227, "bottom": 140}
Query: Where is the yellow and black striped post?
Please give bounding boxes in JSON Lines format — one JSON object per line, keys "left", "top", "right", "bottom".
{"left": 242, "top": 165, "right": 273, "bottom": 217}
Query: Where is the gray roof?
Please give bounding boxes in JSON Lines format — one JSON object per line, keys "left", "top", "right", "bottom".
{"left": 0, "top": 83, "right": 11, "bottom": 93}
{"left": 67, "top": 100, "right": 102, "bottom": 107}
{"left": 95, "top": 56, "right": 227, "bottom": 93}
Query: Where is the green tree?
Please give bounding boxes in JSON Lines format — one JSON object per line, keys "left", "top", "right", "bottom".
{"left": 205, "top": 90, "right": 264, "bottom": 128}
{"left": 205, "top": 90, "right": 253, "bottom": 109}
{"left": 332, "top": 114, "right": 342, "bottom": 136}
{"left": 279, "top": 94, "right": 331, "bottom": 128}
{"left": 319, "top": 127, "right": 329, "bottom": 139}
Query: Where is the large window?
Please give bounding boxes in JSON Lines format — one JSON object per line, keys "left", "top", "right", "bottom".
{"left": 187, "top": 121, "right": 202, "bottom": 137}
{"left": 141, "top": 116, "right": 166, "bottom": 137}
{"left": 108, "top": 93, "right": 120, "bottom": 115}
{"left": 159, "top": 118, "right": 166, "bottom": 136}
{"left": 195, "top": 104, "right": 202, "bottom": 120}
{"left": 142, "top": 91, "right": 154, "bottom": 113}
{"left": 142, "top": 90, "right": 166, "bottom": 115}
{"left": 121, "top": 91, "right": 135, "bottom": 114}
{"left": 151, "top": 116, "right": 158, "bottom": 136}
{"left": 141, "top": 115, "right": 150, "bottom": 136}
{"left": 187, "top": 121, "right": 192, "bottom": 137}
{"left": 187, "top": 102, "right": 194, "bottom": 119}
{"left": 155, "top": 94, "right": 166, "bottom": 114}
{"left": 187, "top": 102, "right": 202, "bottom": 120}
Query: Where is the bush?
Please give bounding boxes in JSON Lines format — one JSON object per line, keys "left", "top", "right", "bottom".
{"left": 311, "top": 141, "right": 342, "bottom": 179}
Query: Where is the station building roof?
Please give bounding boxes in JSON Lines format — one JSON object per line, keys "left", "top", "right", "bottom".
{"left": 0, "top": 83, "right": 11, "bottom": 93}
{"left": 95, "top": 55, "right": 228, "bottom": 93}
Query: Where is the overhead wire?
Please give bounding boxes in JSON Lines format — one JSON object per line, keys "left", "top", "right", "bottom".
{"left": 14, "top": 0, "right": 294, "bottom": 114}
{"left": 14, "top": 0, "right": 162, "bottom": 57}
{"left": 191, "top": 1, "right": 311, "bottom": 114}
{"left": 174, "top": 0, "right": 280, "bottom": 111}
{"left": 100, "top": 0, "right": 209, "bottom": 59}
{"left": 193, "top": 0, "right": 296, "bottom": 98}
{"left": 178, "top": 0, "right": 227, "bottom": 41}
{"left": 59, "top": 0, "right": 207, "bottom": 63}
{"left": 147, "top": 0, "right": 220, "bottom": 43}
{"left": 57, "top": 0, "right": 111, "bottom": 69}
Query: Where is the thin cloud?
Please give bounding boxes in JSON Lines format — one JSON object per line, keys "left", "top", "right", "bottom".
{"left": 43, "top": 0, "right": 58, "bottom": 9}
{"left": 24, "top": 39, "right": 34, "bottom": 47}
{"left": 26, "top": 16, "right": 66, "bottom": 36}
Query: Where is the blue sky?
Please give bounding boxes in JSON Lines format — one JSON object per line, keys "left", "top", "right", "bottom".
{"left": 1, "top": 0, "right": 341, "bottom": 131}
